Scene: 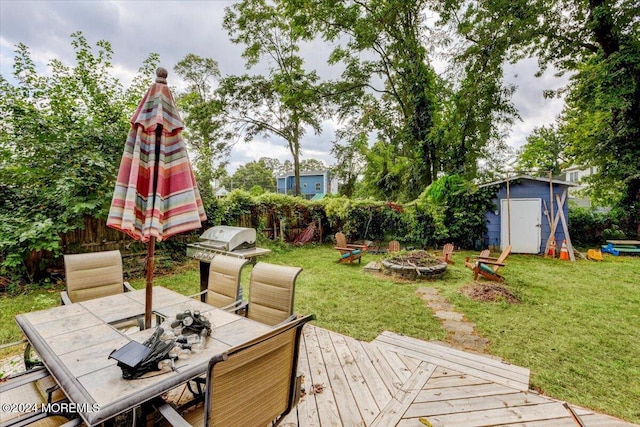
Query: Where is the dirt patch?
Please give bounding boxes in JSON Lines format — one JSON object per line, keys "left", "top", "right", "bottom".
{"left": 460, "top": 282, "right": 521, "bottom": 304}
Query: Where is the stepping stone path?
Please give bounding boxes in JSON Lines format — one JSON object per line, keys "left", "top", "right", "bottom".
{"left": 416, "top": 286, "right": 490, "bottom": 354}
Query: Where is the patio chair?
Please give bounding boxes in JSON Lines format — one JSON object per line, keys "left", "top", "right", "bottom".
{"left": 189, "top": 255, "right": 249, "bottom": 309}
{"left": 334, "top": 232, "right": 368, "bottom": 264}
{"left": 435, "top": 242, "right": 455, "bottom": 264}
{"left": 233, "top": 262, "right": 302, "bottom": 327}
{"left": 62, "top": 250, "right": 134, "bottom": 304}
{"left": 0, "top": 365, "right": 79, "bottom": 427}
{"left": 153, "top": 314, "right": 315, "bottom": 427}
{"left": 62, "top": 250, "right": 142, "bottom": 329}
{"left": 465, "top": 246, "right": 511, "bottom": 282}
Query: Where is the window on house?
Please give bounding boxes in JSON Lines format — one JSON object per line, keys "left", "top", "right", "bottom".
{"left": 569, "top": 171, "right": 578, "bottom": 182}
{"left": 315, "top": 183, "right": 321, "bottom": 191}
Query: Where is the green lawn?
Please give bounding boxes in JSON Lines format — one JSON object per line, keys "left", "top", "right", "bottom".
{"left": 1, "top": 244, "right": 639, "bottom": 423}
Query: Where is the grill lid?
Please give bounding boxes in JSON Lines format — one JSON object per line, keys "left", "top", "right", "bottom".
{"left": 199, "top": 226, "right": 256, "bottom": 251}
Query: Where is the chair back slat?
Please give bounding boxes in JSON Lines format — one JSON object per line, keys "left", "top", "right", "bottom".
{"left": 207, "top": 255, "right": 249, "bottom": 308}
{"left": 205, "top": 315, "right": 314, "bottom": 427}
{"left": 443, "top": 243, "right": 454, "bottom": 256}
{"left": 64, "top": 250, "right": 124, "bottom": 303}
{"left": 248, "top": 262, "right": 302, "bottom": 326}
{"left": 335, "top": 232, "right": 348, "bottom": 247}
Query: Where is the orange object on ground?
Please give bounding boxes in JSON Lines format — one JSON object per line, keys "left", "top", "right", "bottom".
{"left": 547, "top": 237, "right": 556, "bottom": 257}
{"left": 559, "top": 239, "right": 569, "bottom": 260}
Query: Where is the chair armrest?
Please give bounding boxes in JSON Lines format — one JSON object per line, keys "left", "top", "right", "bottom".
{"left": 60, "top": 291, "right": 72, "bottom": 305}
{"left": 153, "top": 398, "right": 192, "bottom": 427}
{"left": 0, "top": 366, "right": 49, "bottom": 392}
{"left": 475, "top": 255, "right": 499, "bottom": 261}
{"left": 187, "top": 290, "right": 207, "bottom": 299}
{"left": 60, "top": 419, "right": 82, "bottom": 427}
{"left": 334, "top": 246, "right": 359, "bottom": 252}
{"left": 123, "top": 281, "right": 135, "bottom": 292}
{"left": 229, "top": 300, "right": 248, "bottom": 317}
{"left": 346, "top": 243, "right": 368, "bottom": 250}
{"left": 477, "top": 260, "right": 505, "bottom": 267}
{"left": 221, "top": 299, "right": 245, "bottom": 312}
{"left": 273, "top": 314, "right": 298, "bottom": 328}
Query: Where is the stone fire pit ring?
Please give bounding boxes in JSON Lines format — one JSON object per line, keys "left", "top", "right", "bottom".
{"left": 380, "top": 250, "right": 448, "bottom": 280}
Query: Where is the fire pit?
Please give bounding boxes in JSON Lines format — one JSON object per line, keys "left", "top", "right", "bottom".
{"left": 380, "top": 250, "right": 447, "bottom": 280}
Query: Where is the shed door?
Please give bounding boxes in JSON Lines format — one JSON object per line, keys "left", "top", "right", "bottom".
{"left": 501, "top": 198, "right": 541, "bottom": 253}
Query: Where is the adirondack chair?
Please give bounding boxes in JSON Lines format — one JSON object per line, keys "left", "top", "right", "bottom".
{"left": 464, "top": 249, "right": 490, "bottom": 270}
{"left": 334, "top": 232, "right": 368, "bottom": 264}
{"left": 388, "top": 240, "right": 401, "bottom": 253}
{"left": 466, "top": 246, "right": 511, "bottom": 282}
{"left": 435, "top": 243, "right": 455, "bottom": 264}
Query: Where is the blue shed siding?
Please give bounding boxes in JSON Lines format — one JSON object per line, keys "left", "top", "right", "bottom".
{"left": 483, "top": 179, "right": 571, "bottom": 253}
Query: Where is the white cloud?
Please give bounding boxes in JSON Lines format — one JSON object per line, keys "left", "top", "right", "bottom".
{"left": 1, "top": 1, "right": 569, "bottom": 173}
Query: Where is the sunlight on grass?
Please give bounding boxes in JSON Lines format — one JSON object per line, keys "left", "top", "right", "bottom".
{"left": 0, "top": 245, "right": 638, "bottom": 422}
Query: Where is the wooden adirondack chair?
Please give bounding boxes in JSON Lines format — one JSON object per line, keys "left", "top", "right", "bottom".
{"left": 464, "top": 249, "right": 490, "bottom": 270}
{"left": 334, "top": 232, "right": 368, "bottom": 264}
{"left": 388, "top": 240, "right": 400, "bottom": 253}
{"left": 435, "top": 243, "right": 455, "bottom": 264}
{"left": 465, "top": 246, "right": 511, "bottom": 282}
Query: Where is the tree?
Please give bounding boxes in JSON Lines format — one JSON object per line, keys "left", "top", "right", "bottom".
{"left": 330, "top": 123, "right": 368, "bottom": 197}
{"left": 440, "top": 0, "right": 640, "bottom": 232}
{"left": 516, "top": 124, "right": 567, "bottom": 176}
{"left": 174, "top": 54, "right": 232, "bottom": 207}
{"left": 300, "top": 159, "right": 326, "bottom": 171}
{"left": 221, "top": 0, "right": 330, "bottom": 197}
{"left": 0, "top": 33, "right": 152, "bottom": 281}
{"left": 224, "top": 160, "right": 276, "bottom": 192}
{"left": 293, "top": 0, "right": 443, "bottom": 201}
{"left": 259, "top": 157, "right": 283, "bottom": 175}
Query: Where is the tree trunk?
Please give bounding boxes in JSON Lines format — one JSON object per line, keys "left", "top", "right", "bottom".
{"left": 291, "top": 126, "right": 302, "bottom": 197}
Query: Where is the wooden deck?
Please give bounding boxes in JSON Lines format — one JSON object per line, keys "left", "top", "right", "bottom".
{"left": 281, "top": 325, "right": 637, "bottom": 427}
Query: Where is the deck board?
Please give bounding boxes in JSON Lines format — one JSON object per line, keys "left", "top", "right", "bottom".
{"left": 329, "top": 332, "right": 380, "bottom": 425}
{"left": 370, "top": 362, "right": 435, "bottom": 427}
{"left": 372, "top": 331, "right": 530, "bottom": 391}
{"left": 285, "top": 325, "right": 638, "bottom": 427}
{"left": 315, "top": 327, "right": 366, "bottom": 426}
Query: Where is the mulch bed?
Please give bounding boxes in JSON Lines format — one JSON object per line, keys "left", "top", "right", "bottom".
{"left": 460, "top": 282, "right": 521, "bottom": 304}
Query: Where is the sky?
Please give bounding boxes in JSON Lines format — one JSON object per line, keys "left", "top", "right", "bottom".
{"left": 0, "top": 0, "right": 567, "bottom": 173}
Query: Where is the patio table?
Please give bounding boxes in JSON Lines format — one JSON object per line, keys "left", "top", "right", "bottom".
{"left": 14, "top": 286, "right": 271, "bottom": 426}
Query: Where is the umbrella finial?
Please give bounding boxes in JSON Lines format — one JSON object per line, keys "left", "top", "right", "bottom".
{"left": 156, "top": 67, "right": 168, "bottom": 84}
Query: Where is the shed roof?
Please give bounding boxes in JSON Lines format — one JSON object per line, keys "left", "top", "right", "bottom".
{"left": 478, "top": 174, "right": 576, "bottom": 188}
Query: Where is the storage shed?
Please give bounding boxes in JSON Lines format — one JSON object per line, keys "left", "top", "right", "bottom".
{"left": 479, "top": 175, "right": 575, "bottom": 254}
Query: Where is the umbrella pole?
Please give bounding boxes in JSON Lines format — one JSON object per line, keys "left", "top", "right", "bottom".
{"left": 145, "top": 237, "right": 156, "bottom": 329}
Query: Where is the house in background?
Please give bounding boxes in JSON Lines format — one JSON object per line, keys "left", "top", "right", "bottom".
{"left": 277, "top": 170, "right": 338, "bottom": 199}
{"left": 562, "top": 165, "right": 597, "bottom": 207}
{"left": 479, "top": 175, "right": 576, "bottom": 254}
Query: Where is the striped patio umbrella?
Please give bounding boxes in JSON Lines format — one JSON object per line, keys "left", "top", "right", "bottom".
{"left": 107, "top": 67, "right": 206, "bottom": 328}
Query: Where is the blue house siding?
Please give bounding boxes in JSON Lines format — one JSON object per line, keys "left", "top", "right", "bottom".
{"left": 481, "top": 177, "right": 573, "bottom": 254}
{"left": 277, "top": 170, "right": 331, "bottom": 198}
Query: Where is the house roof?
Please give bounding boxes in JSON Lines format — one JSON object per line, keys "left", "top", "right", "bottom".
{"left": 478, "top": 174, "right": 576, "bottom": 188}
{"left": 277, "top": 169, "right": 329, "bottom": 179}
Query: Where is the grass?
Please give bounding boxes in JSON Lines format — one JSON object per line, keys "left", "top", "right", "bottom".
{"left": 1, "top": 244, "right": 638, "bottom": 423}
